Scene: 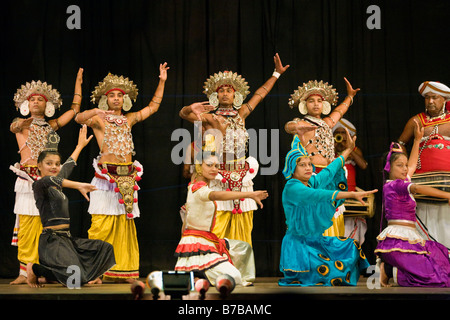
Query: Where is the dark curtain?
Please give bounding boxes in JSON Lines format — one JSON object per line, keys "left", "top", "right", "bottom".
{"left": 1, "top": 0, "right": 449, "bottom": 278}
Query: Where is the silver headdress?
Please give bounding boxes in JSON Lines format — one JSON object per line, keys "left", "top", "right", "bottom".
{"left": 288, "top": 80, "right": 338, "bottom": 115}
{"left": 203, "top": 71, "right": 250, "bottom": 109}
{"left": 91, "top": 73, "right": 139, "bottom": 111}
{"left": 13, "top": 81, "right": 62, "bottom": 117}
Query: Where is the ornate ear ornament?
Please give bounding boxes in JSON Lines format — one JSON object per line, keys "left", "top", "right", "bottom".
{"left": 298, "top": 101, "right": 308, "bottom": 115}
{"left": 45, "top": 101, "right": 55, "bottom": 117}
{"left": 233, "top": 91, "right": 244, "bottom": 109}
{"left": 98, "top": 95, "right": 109, "bottom": 111}
{"left": 322, "top": 101, "right": 331, "bottom": 115}
{"left": 123, "top": 94, "right": 133, "bottom": 111}
{"left": 20, "top": 100, "right": 30, "bottom": 116}
{"left": 208, "top": 92, "right": 219, "bottom": 108}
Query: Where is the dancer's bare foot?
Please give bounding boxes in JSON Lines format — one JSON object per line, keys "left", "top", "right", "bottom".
{"left": 379, "top": 262, "right": 391, "bottom": 287}
{"left": 88, "top": 277, "right": 102, "bottom": 285}
{"left": 10, "top": 275, "right": 27, "bottom": 285}
{"left": 26, "top": 263, "right": 43, "bottom": 288}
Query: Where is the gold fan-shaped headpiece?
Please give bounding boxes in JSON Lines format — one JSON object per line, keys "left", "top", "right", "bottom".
{"left": 13, "top": 81, "right": 62, "bottom": 117}
{"left": 288, "top": 80, "right": 338, "bottom": 107}
{"left": 203, "top": 71, "right": 250, "bottom": 109}
{"left": 91, "top": 73, "right": 138, "bottom": 111}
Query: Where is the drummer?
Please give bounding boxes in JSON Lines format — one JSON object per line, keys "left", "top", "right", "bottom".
{"left": 397, "top": 81, "right": 450, "bottom": 248}
{"left": 333, "top": 119, "right": 369, "bottom": 244}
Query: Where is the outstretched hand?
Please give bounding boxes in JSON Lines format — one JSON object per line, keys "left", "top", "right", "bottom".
{"left": 274, "top": 53, "right": 290, "bottom": 74}
{"left": 77, "top": 124, "right": 94, "bottom": 149}
{"left": 251, "top": 190, "right": 269, "bottom": 208}
{"left": 77, "top": 183, "right": 97, "bottom": 201}
{"left": 76, "top": 68, "right": 83, "bottom": 85}
{"left": 294, "top": 123, "right": 317, "bottom": 144}
{"left": 342, "top": 127, "right": 356, "bottom": 151}
{"left": 159, "top": 62, "right": 170, "bottom": 81}
{"left": 353, "top": 189, "right": 378, "bottom": 205}
{"left": 413, "top": 119, "right": 424, "bottom": 141}
{"left": 344, "top": 77, "right": 360, "bottom": 98}
{"left": 189, "top": 101, "right": 215, "bottom": 121}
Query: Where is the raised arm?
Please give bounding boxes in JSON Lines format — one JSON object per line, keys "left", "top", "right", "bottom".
{"left": 69, "top": 124, "right": 93, "bottom": 162}
{"left": 398, "top": 115, "right": 420, "bottom": 153}
{"left": 324, "top": 77, "right": 360, "bottom": 128}
{"left": 49, "top": 68, "right": 84, "bottom": 130}
{"left": 239, "top": 53, "right": 290, "bottom": 120}
{"left": 129, "top": 62, "right": 169, "bottom": 126}
{"left": 407, "top": 119, "right": 424, "bottom": 177}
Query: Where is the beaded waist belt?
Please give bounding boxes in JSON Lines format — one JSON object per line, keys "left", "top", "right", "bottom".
{"left": 20, "top": 165, "right": 40, "bottom": 180}
{"left": 218, "top": 160, "right": 255, "bottom": 214}
{"left": 96, "top": 162, "right": 142, "bottom": 218}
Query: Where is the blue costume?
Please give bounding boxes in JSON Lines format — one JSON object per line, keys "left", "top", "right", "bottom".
{"left": 279, "top": 135, "right": 369, "bottom": 286}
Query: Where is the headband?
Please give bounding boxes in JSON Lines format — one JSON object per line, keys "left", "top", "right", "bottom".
{"left": 384, "top": 142, "right": 403, "bottom": 173}
{"left": 282, "top": 134, "right": 314, "bottom": 179}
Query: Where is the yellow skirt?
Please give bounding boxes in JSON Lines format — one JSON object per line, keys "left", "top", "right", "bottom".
{"left": 17, "top": 215, "right": 42, "bottom": 274}
{"left": 323, "top": 214, "right": 345, "bottom": 237}
{"left": 212, "top": 210, "right": 254, "bottom": 246}
{"left": 88, "top": 214, "right": 139, "bottom": 280}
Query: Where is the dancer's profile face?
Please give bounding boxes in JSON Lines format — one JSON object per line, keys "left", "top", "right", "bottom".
{"left": 389, "top": 154, "right": 408, "bottom": 181}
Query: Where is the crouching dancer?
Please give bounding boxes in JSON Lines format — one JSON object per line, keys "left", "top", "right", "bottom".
{"left": 27, "top": 125, "right": 115, "bottom": 288}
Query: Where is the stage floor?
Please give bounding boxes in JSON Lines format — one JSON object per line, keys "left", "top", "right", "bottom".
{"left": 1, "top": 276, "right": 449, "bottom": 301}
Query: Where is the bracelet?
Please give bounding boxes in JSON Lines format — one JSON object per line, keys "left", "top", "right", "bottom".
{"left": 272, "top": 70, "right": 281, "bottom": 79}
{"left": 151, "top": 100, "right": 161, "bottom": 104}
{"left": 74, "top": 93, "right": 82, "bottom": 98}
{"left": 254, "top": 92, "right": 264, "bottom": 100}
{"left": 71, "top": 101, "right": 81, "bottom": 105}
{"left": 71, "top": 108, "right": 79, "bottom": 118}
{"left": 347, "top": 95, "right": 353, "bottom": 106}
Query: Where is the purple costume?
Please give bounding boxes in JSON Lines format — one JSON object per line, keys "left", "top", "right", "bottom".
{"left": 375, "top": 178, "right": 450, "bottom": 287}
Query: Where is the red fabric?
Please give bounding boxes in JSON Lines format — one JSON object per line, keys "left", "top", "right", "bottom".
{"left": 191, "top": 180, "right": 207, "bottom": 192}
{"left": 345, "top": 163, "right": 356, "bottom": 191}
{"left": 175, "top": 229, "right": 232, "bottom": 264}
{"left": 27, "top": 93, "right": 48, "bottom": 102}
{"left": 105, "top": 88, "right": 126, "bottom": 96}
{"left": 416, "top": 139, "right": 450, "bottom": 173}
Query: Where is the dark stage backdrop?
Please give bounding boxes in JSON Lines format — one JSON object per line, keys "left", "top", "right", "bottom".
{"left": 1, "top": 0, "right": 449, "bottom": 278}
